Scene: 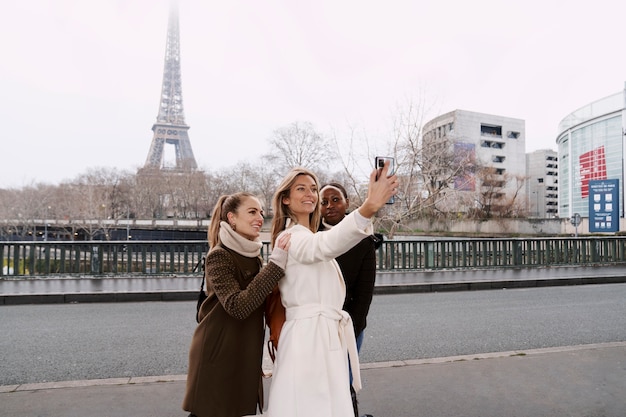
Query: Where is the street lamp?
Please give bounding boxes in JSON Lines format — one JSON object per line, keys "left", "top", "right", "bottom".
{"left": 126, "top": 206, "right": 131, "bottom": 241}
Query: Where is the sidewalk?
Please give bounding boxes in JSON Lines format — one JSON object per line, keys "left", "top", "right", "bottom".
{"left": 3, "top": 265, "right": 626, "bottom": 305}
{"left": 2, "top": 342, "right": 625, "bottom": 417}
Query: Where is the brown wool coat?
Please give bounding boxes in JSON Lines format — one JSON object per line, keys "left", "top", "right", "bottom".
{"left": 182, "top": 245, "right": 284, "bottom": 417}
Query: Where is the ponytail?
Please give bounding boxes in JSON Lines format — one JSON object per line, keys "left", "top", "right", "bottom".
{"left": 208, "top": 195, "right": 229, "bottom": 250}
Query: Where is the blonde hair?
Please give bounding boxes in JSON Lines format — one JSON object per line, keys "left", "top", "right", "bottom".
{"left": 208, "top": 192, "right": 258, "bottom": 250}
{"left": 270, "top": 167, "right": 321, "bottom": 246}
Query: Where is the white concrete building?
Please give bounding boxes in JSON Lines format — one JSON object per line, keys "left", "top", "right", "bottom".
{"left": 422, "top": 109, "right": 526, "bottom": 213}
{"left": 526, "top": 149, "right": 558, "bottom": 218}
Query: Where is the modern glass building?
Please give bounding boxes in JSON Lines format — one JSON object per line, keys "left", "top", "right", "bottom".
{"left": 556, "top": 84, "right": 626, "bottom": 225}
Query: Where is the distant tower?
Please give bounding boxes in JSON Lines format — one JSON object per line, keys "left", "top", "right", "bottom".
{"left": 144, "top": 1, "right": 198, "bottom": 171}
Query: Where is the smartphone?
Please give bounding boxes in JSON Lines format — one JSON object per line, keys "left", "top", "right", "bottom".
{"left": 375, "top": 156, "right": 396, "bottom": 204}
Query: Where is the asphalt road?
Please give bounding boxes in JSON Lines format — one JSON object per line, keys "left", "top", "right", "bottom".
{"left": 2, "top": 283, "right": 626, "bottom": 386}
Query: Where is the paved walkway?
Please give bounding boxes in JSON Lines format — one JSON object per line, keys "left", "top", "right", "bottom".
{"left": 2, "top": 266, "right": 626, "bottom": 416}
{"left": 2, "top": 342, "right": 625, "bottom": 417}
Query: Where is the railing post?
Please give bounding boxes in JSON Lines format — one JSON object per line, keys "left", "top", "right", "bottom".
{"left": 425, "top": 242, "right": 434, "bottom": 269}
{"left": 91, "top": 245, "right": 100, "bottom": 274}
{"left": 170, "top": 245, "right": 175, "bottom": 273}
{"left": 60, "top": 245, "right": 66, "bottom": 274}
{"left": 155, "top": 245, "right": 161, "bottom": 274}
{"left": 141, "top": 246, "right": 147, "bottom": 273}
{"left": 377, "top": 242, "right": 385, "bottom": 269}
{"left": 73, "top": 245, "right": 80, "bottom": 273}
{"left": 16, "top": 244, "right": 22, "bottom": 275}
{"left": 126, "top": 245, "right": 133, "bottom": 273}
{"left": 513, "top": 240, "right": 521, "bottom": 266}
{"left": 591, "top": 240, "right": 599, "bottom": 263}
{"left": 29, "top": 244, "right": 35, "bottom": 276}
{"left": 44, "top": 243, "right": 51, "bottom": 273}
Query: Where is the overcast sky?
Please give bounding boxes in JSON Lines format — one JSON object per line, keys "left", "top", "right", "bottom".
{"left": 2, "top": 0, "right": 624, "bottom": 188}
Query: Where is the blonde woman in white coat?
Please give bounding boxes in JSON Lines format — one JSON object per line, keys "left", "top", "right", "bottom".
{"left": 266, "top": 163, "right": 397, "bottom": 417}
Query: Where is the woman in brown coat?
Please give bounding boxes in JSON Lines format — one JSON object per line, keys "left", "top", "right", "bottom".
{"left": 182, "top": 192, "right": 291, "bottom": 417}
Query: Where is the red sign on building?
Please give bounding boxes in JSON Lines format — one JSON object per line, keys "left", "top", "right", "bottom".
{"left": 579, "top": 146, "right": 607, "bottom": 198}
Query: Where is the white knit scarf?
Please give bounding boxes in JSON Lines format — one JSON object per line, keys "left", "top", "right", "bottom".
{"left": 218, "top": 221, "right": 262, "bottom": 257}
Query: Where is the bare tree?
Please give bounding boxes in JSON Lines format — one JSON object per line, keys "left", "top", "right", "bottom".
{"left": 0, "top": 187, "right": 32, "bottom": 239}
{"left": 1, "top": 183, "right": 56, "bottom": 240}
{"left": 320, "top": 124, "right": 376, "bottom": 210}
{"left": 135, "top": 168, "right": 171, "bottom": 219}
{"left": 205, "top": 166, "right": 253, "bottom": 208}
{"left": 498, "top": 173, "right": 528, "bottom": 218}
{"left": 264, "top": 121, "right": 337, "bottom": 172}
{"left": 71, "top": 168, "right": 124, "bottom": 239}
{"left": 371, "top": 98, "right": 452, "bottom": 236}
{"left": 247, "top": 159, "right": 283, "bottom": 213}
{"left": 331, "top": 96, "right": 479, "bottom": 236}
{"left": 470, "top": 168, "right": 527, "bottom": 218}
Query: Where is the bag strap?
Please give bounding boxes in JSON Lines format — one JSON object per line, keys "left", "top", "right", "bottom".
{"left": 193, "top": 256, "right": 206, "bottom": 290}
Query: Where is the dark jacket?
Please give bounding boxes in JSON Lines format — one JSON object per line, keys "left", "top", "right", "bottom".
{"left": 182, "top": 245, "right": 284, "bottom": 417}
{"left": 335, "top": 234, "right": 379, "bottom": 336}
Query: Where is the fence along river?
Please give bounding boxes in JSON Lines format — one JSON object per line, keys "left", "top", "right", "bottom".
{"left": 3, "top": 236, "right": 626, "bottom": 277}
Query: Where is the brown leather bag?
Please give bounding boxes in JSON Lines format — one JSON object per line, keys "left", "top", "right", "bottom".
{"left": 264, "top": 285, "right": 285, "bottom": 362}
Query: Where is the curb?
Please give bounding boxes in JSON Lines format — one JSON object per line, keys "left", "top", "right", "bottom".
{"left": 3, "top": 342, "right": 625, "bottom": 394}
{"left": 3, "top": 275, "right": 626, "bottom": 305}
{"left": 0, "top": 291, "right": 197, "bottom": 305}
{"left": 373, "top": 275, "right": 626, "bottom": 295}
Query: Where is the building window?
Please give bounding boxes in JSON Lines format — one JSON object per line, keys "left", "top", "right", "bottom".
{"left": 492, "top": 155, "right": 505, "bottom": 163}
{"left": 538, "top": 178, "right": 544, "bottom": 183}
{"left": 507, "top": 131, "right": 520, "bottom": 139}
{"left": 480, "top": 140, "right": 504, "bottom": 149}
{"left": 481, "top": 124, "right": 502, "bottom": 137}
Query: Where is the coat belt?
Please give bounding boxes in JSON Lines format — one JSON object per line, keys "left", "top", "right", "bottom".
{"left": 286, "top": 304, "right": 362, "bottom": 392}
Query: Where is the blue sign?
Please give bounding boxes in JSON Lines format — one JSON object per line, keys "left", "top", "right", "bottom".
{"left": 588, "top": 179, "right": 619, "bottom": 233}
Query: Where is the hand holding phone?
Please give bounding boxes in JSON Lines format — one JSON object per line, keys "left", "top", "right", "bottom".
{"left": 375, "top": 156, "right": 396, "bottom": 204}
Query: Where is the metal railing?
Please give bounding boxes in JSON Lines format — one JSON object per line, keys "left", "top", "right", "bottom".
{"left": 2, "top": 237, "right": 626, "bottom": 277}
{"left": 1, "top": 241, "right": 210, "bottom": 277}
{"left": 376, "top": 237, "right": 626, "bottom": 270}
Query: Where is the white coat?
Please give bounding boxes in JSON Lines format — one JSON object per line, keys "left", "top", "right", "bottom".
{"left": 266, "top": 211, "right": 373, "bottom": 417}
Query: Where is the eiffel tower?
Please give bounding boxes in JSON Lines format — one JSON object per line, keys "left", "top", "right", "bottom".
{"left": 143, "top": 1, "right": 198, "bottom": 171}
